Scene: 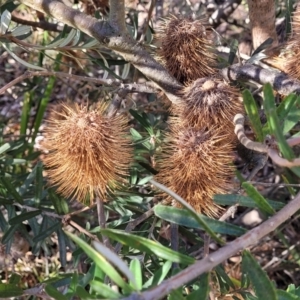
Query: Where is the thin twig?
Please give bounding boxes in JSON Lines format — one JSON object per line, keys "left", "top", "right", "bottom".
{"left": 11, "top": 14, "right": 63, "bottom": 32}
{"left": 109, "top": 0, "right": 126, "bottom": 32}
{"left": 0, "top": 70, "right": 158, "bottom": 95}
{"left": 13, "top": 203, "right": 63, "bottom": 219}
{"left": 68, "top": 219, "right": 100, "bottom": 241}
{"left": 95, "top": 195, "right": 112, "bottom": 248}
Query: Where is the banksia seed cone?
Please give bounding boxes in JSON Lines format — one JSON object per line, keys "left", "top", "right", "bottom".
{"left": 283, "top": 4, "right": 300, "bottom": 78}
{"left": 175, "top": 77, "right": 243, "bottom": 135}
{"left": 43, "top": 103, "right": 132, "bottom": 202}
{"left": 266, "top": 4, "right": 300, "bottom": 77}
{"left": 157, "top": 16, "right": 217, "bottom": 84}
{"left": 156, "top": 125, "right": 234, "bottom": 217}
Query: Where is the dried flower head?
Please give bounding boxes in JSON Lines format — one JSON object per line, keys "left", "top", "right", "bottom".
{"left": 156, "top": 16, "right": 217, "bottom": 84}
{"left": 43, "top": 103, "right": 132, "bottom": 202}
{"left": 269, "top": 5, "right": 300, "bottom": 77}
{"left": 156, "top": 125, "right": 234, "bottom": 217}
{"left": 175, "top": 77, "right": 243, "bottom": 134}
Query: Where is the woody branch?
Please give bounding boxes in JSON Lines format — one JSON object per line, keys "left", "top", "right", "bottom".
{"left": 17, "top": 0, "right": 182, "bottom": 104}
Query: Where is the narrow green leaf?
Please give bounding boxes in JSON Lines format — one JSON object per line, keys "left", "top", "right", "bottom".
{"left": 263, "top": 83, "right": 294, "bottom": 160}
{"left": 92, "top": 240, "right": 137, "bottom": 290}
{"left": 0, "top": 284, "right": 23, "bottom": 298}
{"left": 34, "top": 161, "right": 43, "bottom": 205}
{"left": 45, "top": 284, "right": 68, "bottom": 300}
{"left": 12, "top": 158, "right": 26, "bottom": 165}
{"left": 66, "top": 272, "right": 78, "bottom": 296}
{"left": 57, "top": 28, "right": 77, "bottom": 47}
{"left": 2, "top": 43, "right": 45, "bottom": 70}
{"left": 129, "top": 259, "right": 142, "bottom": 290}
{"left": 65, "top": 231, "right": 133, "bottom": 293}
{"left": 11, "top": 25, "right": 31, "bottom": 38}
{"left": 32, "top": 53, "right": 61, "bottom": 144}
{"left": 80, "top": 38, "right": 99, "bottom": 48}
{"left": 0, "top": 142, "right": 10, "bottom": 154}
{"left": 57, "top": 227, "right": 67, "bottom": 268}
{"left": 0, "top": 2, "right": 19, "bottom": 15}
{"left": 251, "top": 38, "right": 273, "bottom": 57}
{"left": 286, "top": 283, "right": 300, "bottom": 296}
{"left": 143, "top": 261, "right": 172, "bottom": 288}
{"left": 129, "top": 109, "right": 152, "bottom": 132}
{"left": 1, "top": 223, "right": 20, "bottom": 244}
{"left": 100, "top": 228, "right": 195, "bottom": 265}
{"left": 8, "top": 273, "right": 21, "bottom": 285}
{"left": 0, "top": 177, "right": 23, "bottom": 204}
{"left": 243, "top": 89, "right": 263, "bottom": 142}
{"left": 242, "top": 251, "right": 277, "bottom": 300}
{"left": 242, "top": 182, "right": 275, "bottom": 217}
{"left": 130, "top": 127, "right": 143, "bottom": 141}
{"left": 17, "top": 165, "right": 37, "bottom": 196}
{"left": 49, "top": 189, "right": 64, "bottom": 215}
{"left": 186, "top": 273, "right": 210, "bottom": 300}
{"left": 150, "top": 179, "right": 224, "bottom": 244}
{"left": 169, "top": 289, "right": 185, "bottom": 300}
{"left": 154, "top": 205, "right": 246, "bottom": 236}
{"left": 228, "top": 39, "right": 239, "bottom": 65}
{"left": 33, "top": 221, "right": 61, "bottom": 242}
{"left": 137, "top": 175, "right": 152, "bottom": 185}
{"left": 214, "top": 194, "right": 284, "bottom": 210}
{"left": 276, "top": 94, "right": 297, "bottom": 121}
{"left": 277, "top": 290, "right": 299, "bottom": 300}
{"left": 9, "top": 210, "right": 41, "bottom": 225}
{"left": 215, "top": 265, "right": 235, "bottom": 290}
{"left": 0, "top": 10, "right": 11, "bottom": 34}
{"left": 0, "top": 209, "right": 8, "bottom": 231}
{"left": 74, "top": 286, "right": 92, "bottom": 299}
{"left": 90, "top": 280, "right": 122, "bottom": 299}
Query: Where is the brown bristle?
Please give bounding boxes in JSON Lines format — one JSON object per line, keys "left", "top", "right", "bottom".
{"left": 277, "top": 5, "right": 300, "bottom": 78}
{"left": 156, "top": 125, "right": 235, "bottom": 217}
{"left": 175, "top": 77, "right": 243, "bottom": 136}
{"left": 290, "top": 4, "right": 300, "bottom": 39}
{"left": 42, "top": 103, "right": 133, "bottom": 203}
{"left": 156, "top": 16, "right": 217, "bottom": 84}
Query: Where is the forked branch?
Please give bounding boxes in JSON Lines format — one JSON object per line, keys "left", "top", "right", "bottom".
{"left": 18, "top": 0, "right": 182, "bottom": 104}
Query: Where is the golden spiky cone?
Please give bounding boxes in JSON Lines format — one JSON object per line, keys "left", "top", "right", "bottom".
{"left": 266, "top": 4, "right": 300, "bottom": 77}
{"left": 155, "top": 124, "right": 235, "bottom": 217}
{"left": 284, "top": 3, "right": 300, "bottom": 78}
{"left": 156, "top": 16, "right": 217, "bottom": 84}
{"left": 173, "top": 77, "right": 243, "bottom": 138}
{"left": 42, "top": 103, "right": 133, "bottom": 203}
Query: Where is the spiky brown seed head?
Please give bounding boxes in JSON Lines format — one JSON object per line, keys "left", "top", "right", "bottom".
{"left": 42, "top": 103, "right": 133, "bottom": 203}
{"left": 273, "top": 5, "right": 300, "bottom": 77}
{"left": 156, "top": 16, "right": 217, "bottom": 84}
{"left": 174, "top": 77, "right": 243, "bottom": 136}
{"left": 156, "top": 125, "right": 234, "bottom": 217}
